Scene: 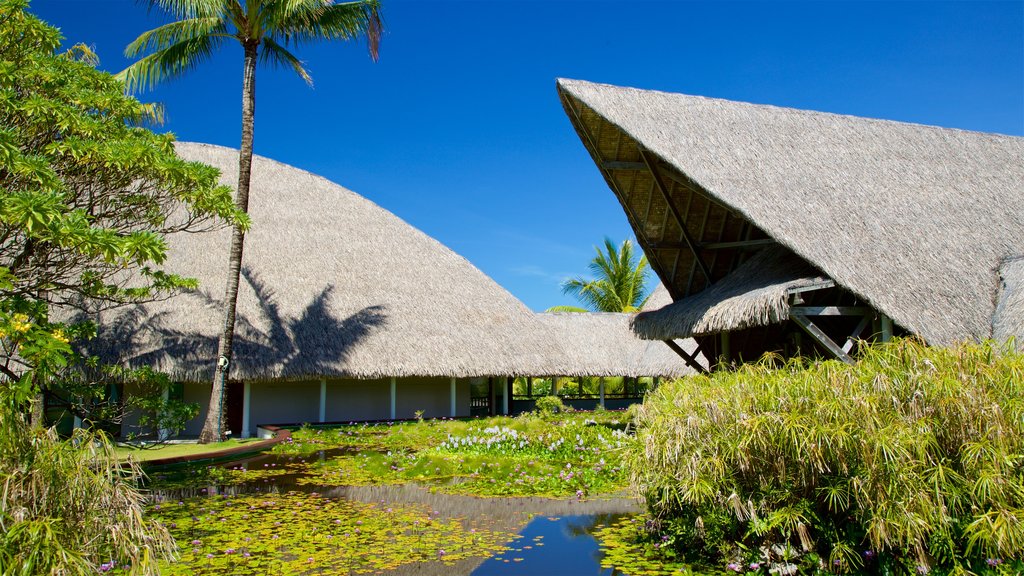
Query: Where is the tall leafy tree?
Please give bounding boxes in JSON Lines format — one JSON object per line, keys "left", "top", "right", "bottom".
{"left": 0, "top": 2, "right": 239, "bottom": 571}
{"left": 121, "top": 0, "right": 383, "bottom": 443}
{"left": 551, "top": 238, "right": 650, "bottom": 313}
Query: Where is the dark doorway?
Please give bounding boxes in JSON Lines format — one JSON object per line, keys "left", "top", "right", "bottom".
{"left": 226, "top": 381, "right": 244, "bottom": 437}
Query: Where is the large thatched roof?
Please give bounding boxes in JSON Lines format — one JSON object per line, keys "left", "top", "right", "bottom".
{"left": 558, "top": 79, "right": 1024, "bottom": 345}
{"left": 535, "top": 311, "right": 691, "bottom": 378}
{"left": 82, "top": 143, "right": 569, "bottom": 381}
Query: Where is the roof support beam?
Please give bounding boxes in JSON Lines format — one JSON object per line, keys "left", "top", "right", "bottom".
{"left": 790, "top": 306, "right": 872, "bottom": 316}
{"left": 648, "top": 238, "right": 777, "bottom": 251}
{"left": 641, "top": 150, "right": 712, "bottom": 283}
{"left": 663, "top": 339, "right": 708, "bottom": 374}
{"left": 843, "top": 314, "right": 872, "bottom": 354}
{"left": 790, "top": 314, "right": 854, "bottom": 364}
{"left": 602, "top": 161, "right": 646, "bottom": 171}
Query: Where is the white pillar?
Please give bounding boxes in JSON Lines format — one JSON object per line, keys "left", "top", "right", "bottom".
{"left": 241, "top": 381, "right": 251, "bottom": 438}
{"left": 599, "top": 377, "right": 605, "bottom": 408}
{"left": 389, "top": 377, "right": 396, "bottom": 420}
{"left": 73, "top": 413, "right": 82, "bottom": 430}
{"left": 450, "top": 377, "right": 457, "bottom": 417}
{"left": 319, "top": 379, "right": 327, "bottom": 423}
{"left": 501, "top": 377, "right": 509, "bottom": 415}
{"left": 158, "top": 386, "right": 170, "bottom": 440}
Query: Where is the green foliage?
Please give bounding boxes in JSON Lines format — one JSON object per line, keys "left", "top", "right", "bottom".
{"left": 627, "top": 339, "right": 1024, "bottom": 574}
{"left": 0, "top": 0, "right": 242, "bottom": 306}
{"left": 147, "top": 491, "right": 514, "bottom": 575}
{"left": 0, "top": 400, "right": 175, "bottom": 574}
{"left": 534, "top": 395, "right": 566, "bottom": 414}
{"left": 558, "top": 237, "right": 650, "bottom": 312}
{"left": 246, "top": 413, "right": 630, "bottom": 498}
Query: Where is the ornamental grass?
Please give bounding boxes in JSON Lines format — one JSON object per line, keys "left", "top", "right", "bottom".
{"left": 628, "top": 338, "right": 1024, "bottom": 574}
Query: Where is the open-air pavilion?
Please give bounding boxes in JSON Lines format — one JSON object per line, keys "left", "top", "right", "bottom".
{"left": 80, "top": 142, "right": 691, "bottom": 438}
{"left": 558, "top": 79, "right": 1024, "bottom": 368}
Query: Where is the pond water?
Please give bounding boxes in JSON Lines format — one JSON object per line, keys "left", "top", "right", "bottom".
{"left": 147, "top": 447, "right": 643, "bottom": 575}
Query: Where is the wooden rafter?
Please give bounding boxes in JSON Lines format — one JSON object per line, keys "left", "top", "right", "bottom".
{"left": 663, "top": 339, "right": 708, "bottom": 374}
{"left": 641, "top": 150, "right": 712, "bottom": 285}
{"left": 791, "top": 314, "right": 854, "bottom": 364}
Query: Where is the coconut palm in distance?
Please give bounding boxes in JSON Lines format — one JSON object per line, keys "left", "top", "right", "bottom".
{"left": 121, "top": 0, "right": 383, "bottom": 443}
{"left": 548, "top": 238, "right": 650, "bottom": 313}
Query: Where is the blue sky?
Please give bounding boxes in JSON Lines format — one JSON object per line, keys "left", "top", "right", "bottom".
{"left": 30, "top": 0, "right": 1024, "bottom": 311}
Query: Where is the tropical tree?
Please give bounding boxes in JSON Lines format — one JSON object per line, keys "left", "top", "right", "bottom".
{"left": 0, "top": 2, "right": 238, "bottom": 571}
{"left": 550, "top": 238, "right": 650, "bottom": 313}
{"left": 121, "top": 0, "right": 383, "bottom": 443}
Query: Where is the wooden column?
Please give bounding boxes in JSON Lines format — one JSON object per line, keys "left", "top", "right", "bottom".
{"left": 488, "top": 377, "right": 496, "bottom": 416}
{"left": 389, "top": 377, "right": 396, "bottom": 420}
{"left": 881, "top": 314, "right": 893, "bottom": 342}
{"left": 502, "top": 377, "right": 510, "bottom": 415}
{"left": 450, "top": 377, "right": 457, "bottom": 418}
{"left": 527, "top": 377, "right": 533, "bottom": 398}
{"left": 158, "top": 386, "right": 170, "bottom": 440}
{"left": 598, "top": 377, "right": 605, "bottom": 408}
{"left": 318, "top": 379, "right": 327, "bottom": 423}
{"left": 241, "top": 381, "right": 251, "bottom": 438}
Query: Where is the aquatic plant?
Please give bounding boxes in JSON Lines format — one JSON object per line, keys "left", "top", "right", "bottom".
{"left": 148, "top": 491, "right": 514, "bottom": 575}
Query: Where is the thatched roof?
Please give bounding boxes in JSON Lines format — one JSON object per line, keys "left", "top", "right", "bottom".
{"left": 632, "top": 246, "right": 829, "bottom": 339}
{"left": 993, "top": 256, "right": 1024, "bottom": 345}
{"left": 558, "top": 79, "right": 1024, "bottom": 345}
{"left": 81, "top": 143, "right": 572, "bottom": 381}
{"left": 535, "top": 311, "right": 691, "bottom": 378}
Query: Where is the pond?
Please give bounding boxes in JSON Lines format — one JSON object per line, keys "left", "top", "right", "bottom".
{"left": 143, "top": 416, "right": 660, "bottom": 575}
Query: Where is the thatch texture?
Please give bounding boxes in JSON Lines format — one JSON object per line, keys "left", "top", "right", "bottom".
{"left": 558, "top": 79, "right": 1024, "bottom": 346}
{"left": 993, "top": 257, "right": 1024, "bottom": 345}
{"left": 81, "top": 143, "right": 571, "bottom": 381}
{"left": 632, "top": 246, "right": 829, "bottom": 339}
{"left": 535, "top": 311, "right": 691, "bottom": 378}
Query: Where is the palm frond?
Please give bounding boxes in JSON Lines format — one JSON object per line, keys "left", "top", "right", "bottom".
{"left": 144, "top": 0, "right": 226, "bottom": 19}
{"left": 124, "top": 17, "right": 227, "bottom": 58}
{"left": 260, "top": 37, "right": 312, "bottom": 85}
{"left": 544, "top": 305, "right": 590, "bottom": 313}
{"left": 561, "top": 238, "right": 650, "bottom": 312}
{"left": 272, "top": 0, "right": 382, "bottom": 60}
{"left": 118, "top": 34, "right": 223, "bottom": 93}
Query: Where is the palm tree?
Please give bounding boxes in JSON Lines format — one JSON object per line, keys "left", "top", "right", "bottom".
{"left": 121, "top": 0, "right": 382, "bottom": 443}
{"left": 550, "top": 238, "right": 650, "bottom": 313}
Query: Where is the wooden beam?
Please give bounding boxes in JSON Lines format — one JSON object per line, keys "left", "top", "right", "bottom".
{"left": 601, "top": 161, "right": 645, "bottom": 171}
{"left": 663, "top": 339, "right": 709, "bottom": 374}
{"left": 787, "top": 280, "right": 837, "bottom": 296}
{"left": 702, "top": 238, "right": 777, "bottom": 250}
{"left": 641, "top": 150, "right": 712, "bottom": 283}
{"left": 790, "top": 306, "right": 872, "bottom": 316}
{"left": 790, "top": 314, "right": 854, "bottom": 364}
{"left": 842, "top": 314, "right": 872, "bottom": 354}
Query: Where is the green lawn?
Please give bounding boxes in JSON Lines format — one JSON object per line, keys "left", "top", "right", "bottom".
{"left": 116, "top": 438, "right": 263, "bottom": 462}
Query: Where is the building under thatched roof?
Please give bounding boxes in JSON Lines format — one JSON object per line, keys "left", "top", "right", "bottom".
{"left": 557, "top": 79, "right": 1024, "bottom": 365}
{"left": 81, "top": 142, "right": 687, "bottom": 436}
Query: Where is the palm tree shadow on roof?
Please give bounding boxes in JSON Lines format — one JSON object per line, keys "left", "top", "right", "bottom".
{"left": 82, "top": 266, "right": 388, "bottom": 381}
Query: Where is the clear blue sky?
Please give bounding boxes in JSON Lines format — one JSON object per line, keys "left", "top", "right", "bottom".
{"left": 29, "top": 0, "right": 1024, "bottom": 311}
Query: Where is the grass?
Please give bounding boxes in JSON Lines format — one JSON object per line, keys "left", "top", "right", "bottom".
{"left": 116, "top": 438, "right": 263, "bottom": 462}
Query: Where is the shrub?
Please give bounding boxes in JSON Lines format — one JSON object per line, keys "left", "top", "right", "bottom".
{"left": 535, "top": 395, "right": 566, "bottom": 415}
{"left": 628, "top": 339, "right": 1024, "bottom": 574}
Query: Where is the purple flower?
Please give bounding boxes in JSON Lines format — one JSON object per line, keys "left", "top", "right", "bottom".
{"left": 205, "top": 553, "right": 214, "bottom": 559}
{"left": 864, "top": 550, "right": 876, "bottom": 559}
{"left": 727, "top": 563, "right": 742, "bottom": 572}
{"left": 749, "top": 563, "right": 761, "bottom": 570}
{"left": 99, "top": 563, "right": 111, "bottom": 572}
{"left": 225, "top": 548, "right": 236, "bottom": 554}
{"left": 191, "top": 540, "right": 202, "bottom": 546}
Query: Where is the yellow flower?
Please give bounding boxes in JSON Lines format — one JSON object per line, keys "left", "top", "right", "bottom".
{"left": 12, "top": 313, "right": 31, "bottom": 333}
{"left": 52, "top": 329, "right": 69, "bottom": 344}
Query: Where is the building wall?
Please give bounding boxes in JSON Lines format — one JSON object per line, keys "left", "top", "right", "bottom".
{"left": 171, "top": 376, "right": 475, "bottom": 439}
{"left": 181, "top": 382, "right": 212, "bottom": 436}
{"left": 325, "top": 379, "right": 389, "bottom": 422}
{"left": 249, "top": 380, "right": 320, "bottom": 428}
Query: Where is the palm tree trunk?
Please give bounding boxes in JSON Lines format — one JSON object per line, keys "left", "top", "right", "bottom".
{"left": 198, "top": 42, "right": 257, "bottom": 444}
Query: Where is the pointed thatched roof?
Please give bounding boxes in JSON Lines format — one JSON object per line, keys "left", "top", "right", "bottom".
{"left": 558, "top": 79, "right": 1024, "bottom": 345}
{"left": 83, "top": 143, "right": 570, "bottom": 381}
{"left": 632, "top": 246, "right": 829, "bottom": 339}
